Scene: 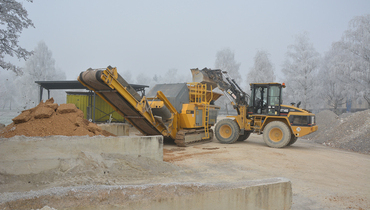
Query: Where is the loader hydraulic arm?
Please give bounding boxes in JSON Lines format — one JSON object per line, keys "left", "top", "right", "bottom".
{"left": 192, "top": 68, "right": 248, "bottom": 107}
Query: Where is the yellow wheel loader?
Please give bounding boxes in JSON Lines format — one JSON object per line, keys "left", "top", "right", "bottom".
{"left": 192, "top": 68, "right": 318, "bottom": 148}
{"left": 78, "top": 66, "right": 222, "bottom": 146}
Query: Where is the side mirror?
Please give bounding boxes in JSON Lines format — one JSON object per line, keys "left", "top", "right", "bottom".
{"left": 297, "top": 101, "right": 301, "bottom": 108}
{"left": 291, "top": 102, "right": 296, "bottom": 106}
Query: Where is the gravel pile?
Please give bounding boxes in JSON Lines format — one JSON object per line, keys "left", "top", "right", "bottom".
{"left": 304, "top": 109, "right": 370, "bottom": 154}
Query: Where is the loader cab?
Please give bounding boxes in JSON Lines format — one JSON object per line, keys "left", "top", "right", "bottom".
{"left": 248, "top": 83, "right": 284, "bottom": 116}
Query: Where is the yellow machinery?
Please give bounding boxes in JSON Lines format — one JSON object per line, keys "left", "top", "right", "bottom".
{"left": 192, "top": 68, "right": 318, "bottom": 148}
{"left": 78, "top": 66, "right": 221, "bottom": 146}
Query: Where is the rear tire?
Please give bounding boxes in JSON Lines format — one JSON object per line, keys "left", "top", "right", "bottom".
{"left": 287, "top": 135, "right": 298, "bottom": 146}
{"left": 237, "top": 132, "right": 251, "bottom": 141}
{"left": 263, "top": 121, "right": 291, "bottom": 148}
{"left": 215, "top": 119, "right": 240, "bottom": 144}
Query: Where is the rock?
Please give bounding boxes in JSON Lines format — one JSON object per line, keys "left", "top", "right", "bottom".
{"left": 12, "top": 110, "right": 32, "bottom": 124}
{"left": 57, "top": 103, "right": 78, "bottom": 114}
{"left": 45, "top": 98, "right": 55, "bottom": 104}
{"left": 34, "top": 107, "right": 55, "bottom": 119}
{"left": 47, "top": 103, "right": 59, "bottom": 111}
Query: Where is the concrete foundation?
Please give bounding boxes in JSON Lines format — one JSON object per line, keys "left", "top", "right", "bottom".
{"left": 0, "top": 135, "right": 163, "bottom": 175}
{"left": 98, "top": 123, "right": 130, "bottom": 136}
{"left": 0, "top": 179, "right": 292, "bottom": 210}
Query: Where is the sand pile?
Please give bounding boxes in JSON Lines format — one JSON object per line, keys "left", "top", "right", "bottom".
{"left": 305, "top": 109, "right": 370, "bottom": 154}
{"left": 0, "top": 98, "right": 114, "bottom": 138}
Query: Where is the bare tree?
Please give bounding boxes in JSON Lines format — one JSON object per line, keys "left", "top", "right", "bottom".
{"left": 282, "top": 32, "right": 321, "bottom": 109}
{"left": 246, "top": 50, "right": 275, "bottom": 90}
{"left": 335, "top": 14, "right": 370, "bottom": 107}
{"left": 0, "top": 0, "right": 34, "bottom": 75}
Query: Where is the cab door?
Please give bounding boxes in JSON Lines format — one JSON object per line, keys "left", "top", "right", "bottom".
{"left": 249, "top": 85, "right": 268, "bottom": 114}
{"left": 267, "top": 85, "right": 281, "bottom": 116}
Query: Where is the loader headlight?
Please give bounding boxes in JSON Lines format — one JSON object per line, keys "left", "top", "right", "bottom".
{"left": 311, "top": 116, "right": 315, "bottom": 125}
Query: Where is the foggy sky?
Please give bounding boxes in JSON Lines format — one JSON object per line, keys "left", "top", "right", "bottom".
{"left": 11, "top": 0, "right": 370, "bottom": 82}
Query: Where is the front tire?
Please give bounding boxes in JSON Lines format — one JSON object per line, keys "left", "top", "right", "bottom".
{"left": 263, "top": 121, "right": 291, "bottom": 148}
{"left": 237, "top": 132, "right": 251, "bottom": 141}
{"left": 215, "top": 119, "right": 240, "bottom": 144}
{"left": 287, "top": 135, "right": 298, "bottom": 146}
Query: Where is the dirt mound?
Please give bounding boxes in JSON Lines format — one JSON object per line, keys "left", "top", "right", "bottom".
{"left": 0, "top": 98, "right": 114, "bottom": 138}
{"left": 305, "top": 109, "right": 370, "bottom": 154}
{"left": 304, "top": 110, "right": 340, "bottom": 141}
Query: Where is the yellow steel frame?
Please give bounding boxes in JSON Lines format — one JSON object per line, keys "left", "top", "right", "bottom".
{"left": 79, "top": 66, "right": 173, "bottom": 138}
{"left": 155, "top": 91, "right": 179, "bottom": 139}
{"left": 188, "top": 83, "right": 212, "bottom": 139}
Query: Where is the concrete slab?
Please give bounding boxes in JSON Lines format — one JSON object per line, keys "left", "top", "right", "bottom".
{"left": 0, "top": 179, "right": 292, "bottom": 210}
{"left": 0, "top": 135, "right": 163, "bottom": 175}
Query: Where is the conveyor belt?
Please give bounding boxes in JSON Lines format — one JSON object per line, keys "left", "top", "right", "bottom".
{"left": 78, "top": 68, "right": 161, "bottom": 136}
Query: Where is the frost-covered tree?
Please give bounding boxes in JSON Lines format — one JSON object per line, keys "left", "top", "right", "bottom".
{"left": 318, "top": 44, "right": 349, "bottom": 114}
{"left": 0, "top": 70, "right": 17, "bottom": 109}
{"left": 215, "top": 48, "right": 241, "bottom": 83}
{"left": 246, "top": 50, "right": 275, "bottom": 89}
{"left": 153, "top": 74, "right": 161, "bottom": 83}
{"left": 0, "top": 0, "right": 34, "bottom": 75}
{"left": 335, "top": 14, "right": 370, "bottom": 106}
{"left": 214, "top": 48, "right": 242, "bottom": 113}
{"left": 282, "top": 32, "right": 321, "bottom": 109}
{"left": 24, "top": 41, "right": 65, "bottom": 81}
{"left": 121, "top": 69, "right": 133, "bottom": 83}
{"left": 155, "top": 68, "right": 190, "bottom": 84}
{"left": 16, "top": 41, "right": 66, "bottom": 109}
{"left": 135, "top": 68, "right": 191, "bottom": 91}
{"left": 136, "top": 72, "right": 152, "bottom": 87}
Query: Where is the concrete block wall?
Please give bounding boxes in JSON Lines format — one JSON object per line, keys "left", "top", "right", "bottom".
{"left": 98, "top": 123, "right": 130, "bottom": 136}
{"left": 0, "top": 135, "right": 163, "bottom": 175}
{"left": 0, "top": 179, "right": 292, "bottom": 210}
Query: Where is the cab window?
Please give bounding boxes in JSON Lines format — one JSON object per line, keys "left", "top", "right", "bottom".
{"left": 268, "top": 86, "right": 280, "bottom": 106}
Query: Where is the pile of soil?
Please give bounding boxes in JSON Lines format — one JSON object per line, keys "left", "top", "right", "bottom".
{"left": 0, "top": 98, "right": 114, "bottom": 138}
{"left": 304, "top": 109, "right": 370, "bottom": 154}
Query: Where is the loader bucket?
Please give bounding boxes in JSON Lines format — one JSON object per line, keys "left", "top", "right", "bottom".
{"left": 191, "top": 68, "right": 218, "bottom": 90}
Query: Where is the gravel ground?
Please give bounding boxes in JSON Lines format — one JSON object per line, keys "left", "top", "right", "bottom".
{"left": 304, "top": 109, "right": 370, "bottom": 154}
{"left": 1, "top": 110, "right": 369, "bottom": 209}
{"left": 2, "top": 136, "right": 369, "bottom": 209}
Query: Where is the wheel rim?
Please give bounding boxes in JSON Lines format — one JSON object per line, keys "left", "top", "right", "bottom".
{"left": 220, "top": 124, "right": 232, "bottom": 139}
{"left": 269, "top": 127, "right": 283, "bottom": 142}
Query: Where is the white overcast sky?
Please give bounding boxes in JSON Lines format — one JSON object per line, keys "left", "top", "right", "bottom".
{"left": 13, "top": 0, "right": 370, "bottom": 82}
